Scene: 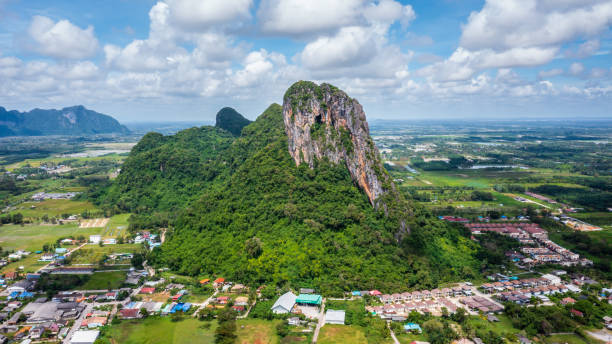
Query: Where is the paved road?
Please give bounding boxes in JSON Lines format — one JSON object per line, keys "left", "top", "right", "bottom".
{"left": 63, "top": 302, "right": 93, "bottom": 344}
{"left": 37, "top": 242, "right": 88, "bottom": 273}
{"left": 388, "top": 321, "right": 400, "bottom": 344}
{"left": 191, "top": 290, "right": 219, "bottom": 318}
{"left": 311, "top": 298, "right": 326, "bottom": 343}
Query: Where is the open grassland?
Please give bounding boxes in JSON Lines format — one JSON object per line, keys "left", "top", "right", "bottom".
{"left": 466, "top": 314, "right": 519, "bottom": 337}
{"left": 6, "top": 153, "right": 127, "bottom": 171}
{"left": 11, "top": 199, "right": 99, "bottom": 218}
{"left": 0, "top": 223, "right": 102, "bottom": 252}
{"left": 236, "top": 319, "right": 281, "bottom": 344}
{"left": 317, "top": 325, "right": 368, "bottom": 344}
{"left": 69, "top": 243, "right": 142, "bottom": 265}
{"left": 77, "top": 271, "right": 127, "bottom": 290}
{"left": 99, "top": 317, "right": 216, "bottom": 344}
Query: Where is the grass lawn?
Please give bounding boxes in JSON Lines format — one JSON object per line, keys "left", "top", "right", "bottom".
{"left": 317, "top": 325, "right": 368, "bottom": 344}
{"left": 104, "top": 213, "right": 132, "bottom": 237}
{"left": 0, "top": 253, "right": 47, "bottom": 274}
{"left": 543, "top": 333, "right": 598, "bottom": 344}
{"left": 100, "top": 317, "right": 216, "bottom": 344}
{"left": 11, "top": 199, "right": 99, "bottom": 218}
{"left": 465, "top": 314, "right": 519, "bottom": 337}
{"left": 0, "top": 223, "right": 102, "bottom": 252}
{"left": 78, "top": 271, "right": 127, "bottom": 290}
{"left": 396, "top": 332, "right": 429, "bottom": 344}
{"left": 236, "top": 319, "right": 281, "bottom": 344}
{"left": 69, "top": 243, "right": 142, "bottom": 265}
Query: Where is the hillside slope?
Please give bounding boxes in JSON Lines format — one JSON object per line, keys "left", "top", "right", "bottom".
{"left": 215, "top": 107, "right": 251, "bottom": 136}
{"left": 0, "top": 105, "right": 130, "bottom": 136}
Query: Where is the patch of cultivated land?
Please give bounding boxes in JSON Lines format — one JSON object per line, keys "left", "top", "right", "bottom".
{"left": 100, "top": 317, "right": 217, "bottom": 344}
{"left": 544, "top": 333, "right": 602, "bottom": 344}
{"left": 0, "top": 223, "right": 102, "bottom": 251}
{"left": 236, "top": 319, "right": 281, "bottom": 344}
{"left": 317, "top": 325, "right": 368, "bottom": 344}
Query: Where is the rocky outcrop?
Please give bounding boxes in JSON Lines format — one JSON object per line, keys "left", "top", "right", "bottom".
{"left": 282, "top": 81, "right": 407, "bottom": 224}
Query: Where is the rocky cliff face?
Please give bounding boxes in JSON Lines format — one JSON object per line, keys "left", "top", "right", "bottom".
{"left": 282, "top": 81, "right": 406, "bottom": 222}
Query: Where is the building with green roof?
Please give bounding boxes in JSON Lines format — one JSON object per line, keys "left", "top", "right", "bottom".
{"left": 296, "top": 294, "right": 322, "bottom": 305}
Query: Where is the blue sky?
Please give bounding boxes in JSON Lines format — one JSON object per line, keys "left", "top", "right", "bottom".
{"left": 0, "top": 0, "right": 611, "bottom": 122}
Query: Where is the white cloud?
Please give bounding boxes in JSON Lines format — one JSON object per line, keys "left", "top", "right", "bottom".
{"left": 565, "top": 39, "right": 601, "bottom": 58}
{"left": 27, "top": 16, "right": 99, "bottom": 59}
{"left": 258, "top": 0, "right": 364, "bottom": 36}
{"left": 300, "top": 26, "right": 377, "bottom": 69}
{"left": 419, "top": 0, "right": 612, "bottom": 82}
{"left": 569, "top": 62, "right": 585, "bottom": 75}
{"left": 167, "top": 0, "right": 252, "bottom": 31}
{"left": 538, "top": 68, "right": 564, "bottom": 78}
{"left": 460, "top": 0, "right": 612, "bottom": 51}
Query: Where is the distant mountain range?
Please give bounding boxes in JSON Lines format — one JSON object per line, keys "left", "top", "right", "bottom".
{"left": 0, "top": 105, "right": 130, "bottom": 136}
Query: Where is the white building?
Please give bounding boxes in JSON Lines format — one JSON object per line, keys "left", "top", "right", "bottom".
{"left": 89, "top": 235, "right": 101, "bottom": 244}
{"left": 70, "top": 330, "right": 99, "bottom": 344}
{"left": 271, "top": 292, "right": 297, "bottom": 314}
{"left": 541, "top": 274, "right": 561, "bottom": 285}
{"left": 325, "top": 309, "right": 346, "bottom": 325}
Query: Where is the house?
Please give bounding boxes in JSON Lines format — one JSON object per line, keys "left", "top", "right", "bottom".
{"left": 231, "top": 284, "right": 246, "bottom": 293}
{"left": 7, "top": 280, "right": 33, "bottom": 293}
{"left": 105, "top": 291, "right": 118, "bottom": 301}
{"left": 560, "top": 297, "right": 576, "bottom": 305}
{"left": 232, "top": 305, "right": 245, "bottom": 312}
{"left": 235, "top": 296, "right": 249, "bottom": 306}
{"left": 89, "top": 235, "right": 101, "bottom": 244}
{"left": 271, "top": 292, "right": 297, "bottom": 314}
{"left": 119, "top": 309, "right": 140, "bottom": 319}
{"left": 325, "top": 309, "right": 345, "bottom": 325}
{"left": 541, "top": 274, "right": 561, "bottom": 285}
{"left": 300, "top": 288, "right": 315, "bottom": 294}
{"left": 370, "top": 290, "right": 382, "bottom": 296}
{"left": 70, "top": 330, "right": 99, "bottom": 344}
{"left": 139, "top": 287, "right": 155, "bottom": 294}
{"left": 213, "top": 277, "right": 225, "bottom": 288}
{"left": 81, "top": 317, "right": 107, "bottom": 328}
{"left": 404, "top": 323, "right": 422, "bottom": 333}
{"left": 570, "top": 309, "right": 584, "bottom": 317}
{"left": 287, "top": 317, "right": 301, "bottom": 326}
{"left": 199, "top": 279, "right": 210, "bottom": 285}
{"left": 55, "top": 248, "right": 68, "bottom": 254}
{"left": 296, "top": 294, "right": 322, "bottom": 306}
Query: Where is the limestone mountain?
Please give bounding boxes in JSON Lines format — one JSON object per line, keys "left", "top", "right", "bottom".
{"left": 284, "top": 81, "right": 410, "bottom": 236}
{"left": 0, "top": 105, "right": 130, "bottom": 136}
{"left": 215, "top": 107, "right": 251, "bottom": 136}
{"left": 103, "top": 83, "right": 479, "bottom": 292}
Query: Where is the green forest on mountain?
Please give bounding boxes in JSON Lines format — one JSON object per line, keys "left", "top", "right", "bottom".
{"left": 99, "top": 103, "right": 480, "bottom": 293}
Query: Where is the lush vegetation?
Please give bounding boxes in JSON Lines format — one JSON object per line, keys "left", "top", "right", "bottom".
{"left": 102, "top": 103, "right": 478, "bottom": 293}
{"left": 215, "top": 107, "right": 251, "bottom": 137}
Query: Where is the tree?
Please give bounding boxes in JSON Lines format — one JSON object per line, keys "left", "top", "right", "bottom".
{"left": 245, "top": 237, "right": 263, "bottom": 258}
{"left": 131, "top": 253, "right": 145, "bottom": 269}
{"left": 276, "top": 322, "right": 289, "bottom": 337}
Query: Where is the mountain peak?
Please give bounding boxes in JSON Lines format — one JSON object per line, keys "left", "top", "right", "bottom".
{"left": 214, "top": 107, "right": 251, "bottom": 136}
{"left": 282, "top": 81, "right": 401, "bottom": 211}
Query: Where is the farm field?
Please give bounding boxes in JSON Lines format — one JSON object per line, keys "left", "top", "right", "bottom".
{"left": 0, "top": 223, "right": 102, "bottom": 252}
{"left": 0, "top": 253, "right": 47, "bottom": 274}
{"left": 98, "top": 317, "right": 217, "bottom": 344}
{"left": 543, "top": 333, "right": 602, "bottom": 344}
{"left": 77, "top": 271, "right": 127, "bottom": 290}
{"left": 236, "top": 319, "right": 281, "bottom": 344}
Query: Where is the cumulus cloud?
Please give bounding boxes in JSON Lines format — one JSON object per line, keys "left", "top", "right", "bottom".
{"left": 419, "top": 0, "right": 612, "bottom": 82}
{"left": 26, "top": 16, "right": 99, "bottom": 59}
{"left": 167, "top": 0, "right": 252, "bottom": 31}
{"left": 258, "top": 0, "right": 414, "bottom": 37}
{"left": 569, "top": 62, "right": 585, "bottom": 75}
